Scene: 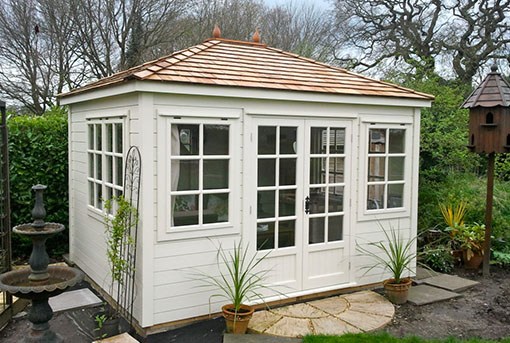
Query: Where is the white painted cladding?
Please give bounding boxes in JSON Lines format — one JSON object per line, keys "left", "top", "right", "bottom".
{"left": 67, "top": 88, "right": 424, "bottom": 329}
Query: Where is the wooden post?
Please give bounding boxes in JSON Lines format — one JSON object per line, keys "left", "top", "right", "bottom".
{"left": 483, "top": 152, "right": 495, "bottom": 277}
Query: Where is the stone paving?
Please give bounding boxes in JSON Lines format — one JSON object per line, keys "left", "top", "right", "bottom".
{"left": 248, "top": 291, "right": 395, "bottom": 338}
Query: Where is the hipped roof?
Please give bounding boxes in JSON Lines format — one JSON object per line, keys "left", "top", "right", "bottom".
{"left": 463, "top": 66, "right": 510, "bottom": 108}
{"left": 61, "top": 38, "right": 434, "bottom": 101}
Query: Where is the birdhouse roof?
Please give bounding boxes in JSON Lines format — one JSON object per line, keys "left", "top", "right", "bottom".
{"left": 60, "top": 38, "right": 434, "bottom": 101}
{"left": 463, "top": 66, "right": 510, "bottom": 108}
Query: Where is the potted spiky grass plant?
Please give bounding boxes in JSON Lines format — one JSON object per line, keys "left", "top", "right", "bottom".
{"left": 357, "top": 223, "right": 417, "bottom": 304}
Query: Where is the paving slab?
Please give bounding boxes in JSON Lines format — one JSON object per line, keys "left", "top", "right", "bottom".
{"left": 423, "top": 274, "right": 479, "bottom": 292}
{"left": 408, "top": 284, "right": 462, "bottom": 305}
{"left": 93, "top": 332, "right": 139, "bottom": 342}
{"left": 49, "top": 288, "right": 102, "bottom": 312}
{"left": 224, "top": 333, "right": 301, "bottom": 343}
{"left": 414, "top": 267, "right": 440, "bottom": 284}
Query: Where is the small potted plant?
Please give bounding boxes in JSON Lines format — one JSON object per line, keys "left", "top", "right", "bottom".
{"left": 456, "top": 223, "right": 485, "bottom": 269}
{"left": 196, "top": 241, "right": 272, "bottom": 334}
{"left": 357, "top": 223, "right": 417, "bottom": 304}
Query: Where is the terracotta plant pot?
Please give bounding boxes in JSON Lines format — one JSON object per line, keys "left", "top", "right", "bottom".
{"left": 383, "top": 277, "right": 412, "bottom": 304}
{"left": 463, "top": 250, "right": 483, "bottom": 270}
{"left": 221, "top": 304, "right": 254, "bottom": 334}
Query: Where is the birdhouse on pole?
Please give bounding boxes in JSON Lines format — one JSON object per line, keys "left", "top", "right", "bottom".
{"left": 463, "top": 65, "right": 510, "bottom": 153}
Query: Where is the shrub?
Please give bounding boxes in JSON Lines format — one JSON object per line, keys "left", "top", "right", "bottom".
{"left": 8, "top": 107, "right": 68, "bottom": 261}
{"left": 422, "top": 245, "right": 454, "bottom": 273}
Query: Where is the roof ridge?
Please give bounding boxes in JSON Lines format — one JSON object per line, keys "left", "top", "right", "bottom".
{"left": 265, "top": 46, "right": 434, "bottom": 100}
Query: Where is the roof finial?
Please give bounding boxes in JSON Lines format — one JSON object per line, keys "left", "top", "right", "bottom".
{"left": 212, "top": 25, "right": 221, "bottom": 39}
{"left": 253, "top": 28, "right": 261, "bottom": 43}
{"left": 491, "top": 64, "right": 498, "bottom": 73}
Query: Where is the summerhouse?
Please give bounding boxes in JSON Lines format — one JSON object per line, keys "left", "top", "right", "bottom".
{"left": 60, "top": 33, "right": 433, "bottom": 332}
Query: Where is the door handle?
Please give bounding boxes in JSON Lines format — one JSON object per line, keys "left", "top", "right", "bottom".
{"left": 304, "top": 196, "right": 310, "bottom": 214}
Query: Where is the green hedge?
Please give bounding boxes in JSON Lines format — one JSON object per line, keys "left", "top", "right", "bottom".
{"left": 8, "top": 107, "right": 68, "bottom": 261}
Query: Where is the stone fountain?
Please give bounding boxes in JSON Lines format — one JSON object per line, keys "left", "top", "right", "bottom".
{"left": 0, "top": 185, "right": 83, "bottom": 342}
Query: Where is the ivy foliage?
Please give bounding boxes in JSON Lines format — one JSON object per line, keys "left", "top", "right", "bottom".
{"left": 8, "top": 107, "right": 68, "bottom": 261}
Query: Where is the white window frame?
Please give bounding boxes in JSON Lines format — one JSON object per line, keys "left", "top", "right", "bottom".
{"left": 157, "top": 115, "right": 241, "bottom": 241}
{"left": 86, "top": 117, "right": 126, "bottom": 215}
{"left": 358, "top": 119, "right": 413, "bottom": 221}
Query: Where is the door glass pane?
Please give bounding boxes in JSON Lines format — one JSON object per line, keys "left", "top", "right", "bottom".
{"left": 329, "top": 157, "right": 344, "bottom": 183}
{"left": 172, "top": 194, "right": 199, "bottom": 226}
{"left": 178, "top": 124, "right": 199, "bottom": 155}
{"left": 106, "top": 156, "right": 113, "bottom": 183}
{"left": 257, "top": 190, "right": 275, "bottom": 218}
{"left": 309, "top": 217, "right": 325, "bottom": 244}
{"left": 310, "top": 127, "right": 327, "bottom": 154}
{"left": 96, "top": 154, "right": 102, "bottom": 179}
{"left": 96, "top": 183, "right": 102, "bottom": 209}
{"left": 388, "top": 184, "right": 404, "bottom": 208}
{"left": 328, "top": 216, "right": 343, "bottom": 241}
{"left": 330, "top": 128, "right": 345, "bottom": 153}
{"left": 257, "top": 222, "right": 275, "bottom": 250}
{"left": 106, "top": 124, "right": 113, "bottom": 152}
{"left": 309, "top": 187, "right": 325, "bottom": 214}
{"left": 115, "top": 157, "right": 123, "bottom": 186}
{"left": 369, "top": 129, "right": 385, "bottom": 153}
{"left": 280, "top": 127, "right": 297, "bottom": 154}
{"left": 177, "top": 160, "right": 199, "bottom": 190}
{"left": 258, "top": 126, "right": 276, "bottom": 154}
{"left": 204, "top": 193, "right": 228, "bottom": 223}
{"left": 88, "top": 181, "right": 94, "bottom": 205}
{"left": 279, "top": 158, "right": 296, "bottom": 185}
{"left": 88, "top": 153, "right": 94, "bottom": 177}
{"left": 279, "top": 189, "right": 296, "bottom": 216}
{"left": 388, "top": 157, "right": 405, "bottom": 181}
{"left": 258, "top": 159, "right": 275, "bottom": 186}
{"left": 204, "top": 160, "right": 229, "bottom": 189}
{"left": 367, "top": 184, "right": 384, "bottom": 210}
{"left": 88, "top": 125, "right": 94, "bottom": 150}
{"left": 279, "top": 220, "right": 295, "bottom": 248}
{"left": 204, "top": 125, "right": 229, "bottom": 155}
{"left": 368, "top": 157, "right": 385, "bottom": 181}
{"left": 310, "top": 157, "right": 325, "bottom": 184}
{"left": 329, "top": 186, "right": 343, "bottom": 213}
{"left": 95, "top": 124, "right": 102, "bottom": 151}
{"left": 115, "top": 123, "right": 123, "bottom": 153}
{"left": 389, "top": 129, "right": 405, "bottom": 153}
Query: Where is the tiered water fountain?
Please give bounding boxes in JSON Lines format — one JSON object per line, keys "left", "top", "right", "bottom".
{"left": 0, "top": 185, "right": 83, "bottom": 342}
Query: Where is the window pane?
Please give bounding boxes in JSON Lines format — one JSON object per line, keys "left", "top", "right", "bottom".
{"left": 388, "top": 157, "right": 405, "bottom": 181}
{"left": 115, "top": 156, "right": 123, "bottom": 186}
{"left": 204, "top": 193, "right": 228, "bottom": 223}
{"left": 368, "top": 157, "right": 385, "bottom": 181}
{"left": 309, "top": 187, "right": 325, "bottom": 214}
{"left": 258, "top": 126, "right": 276, "bottom": 154}
{"left": 257, "top": 222, "right": 275, "bottom": 250}
{"left": 88, "top": 125, "right": 94, "bottom": 150}
{"left": 369, "top": 129, "right": 385, "bottom": 153}
{"left": 88, "top": 181, "right": 94, "bottom": 206}
{"left": 309, "top": 217, "right": 325, "bottom": 244}
{"left": 328, "top": 216, "right": 343, "bottom": 241}
{"left": 330, "top": 128, "right": 345, "bottom": 154}
{"left": 367, "top": 184, "right": 384, "bottom": 210}
{"left": 329, "top": 157, "right": 344, "bottom": 183}
{"left": 279, "top": 220, "right": 295, "bottom": 248}
{"left": 88, "top": 153, "right": 94, "bottom": 178}
{"left": 257, "top": 190, "right": 275, "bottom": 219}
{"left": 172, "top": 194, "right": 199, "bottom": 226}
{"left": 279, "top": 158, "right": 296, "bottom": 185}
{"left": 279, "top": 189, "right": 296, "bottom": 217}
{"left": 96, "top": 183, "right": 102, "bottom": 210}
{"left": 388, "top": 184, "right": 404, "bottom": 208}
{"left": 329, "top": 186, "right": 344, "bottom": 213}
{"left": 204, "top": 125, "right": 229, "bottom": 155}
{"left": 176, "top": 160, "right": 199, "bottom": 191}
{"left": 107, "top": 156, "right": 113, "bottom": 183}
{"left": 178, "top": 125, "right": 199, "bottom": 155}
{"left": 389, "top": 129, "right": 405, "bottom": 153}
{"left": 95, "top": 124, "right": 102, "bottom": 151}
{"left": 96, "top": 154, "right": 102, "bottom": 180}
{"left": 204, "top": 160, "right": 228, "bottom": 189}
{"left": 310, "top": 127, "right": 327, "bottom": 154}
{"left": 258, "top": 159, "right": 275, "bottom": 186}
{"left": 280, "top": 127, "right": 297, "bottom": 154}
{"left": 115, "top": 123, "right": 123, "bottom": 153}
{"left": 106, "top": 124, "right": 113, "bottom": 152}
{"left": 310, "top": 157, "right": 325, "bottom": 184}
{"left": 106, "top": 187, "right": 113, "bottom": 207}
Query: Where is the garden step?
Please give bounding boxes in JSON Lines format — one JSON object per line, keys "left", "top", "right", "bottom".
{"left": 49, "top": 288, "right": 102, "bottom": 312}
{"left": 421, "top": 274, "right": 479, "bottom": 292}
{"left": 408, "top": 285, "right": 462, "bottom": 305}
{"left": 93, "top": 333, "right": 139, "bottom": 342}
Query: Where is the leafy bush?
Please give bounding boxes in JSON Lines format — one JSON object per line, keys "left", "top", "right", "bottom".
{"left": 422, "top": 245, "right": 454, "bottom": 273}
{"left": 8, "top": 107, "right": 68, "bottom": 261}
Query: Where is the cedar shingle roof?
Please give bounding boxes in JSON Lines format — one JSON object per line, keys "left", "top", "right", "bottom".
{"left": 61, "top": 38, "right": 434, "bottom": 100}
{"left": 463, "top": 65, "right": 510, "bottom": 108}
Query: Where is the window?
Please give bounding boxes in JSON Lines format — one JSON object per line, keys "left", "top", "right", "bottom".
{"left": 367, "top": 128, "right": 405, "bottom": 210}
{"left": 87, "top": 119, "right": 124, "bottom": 211}
{"left": 170, "top": 123, "right": 230, "bottom": 228}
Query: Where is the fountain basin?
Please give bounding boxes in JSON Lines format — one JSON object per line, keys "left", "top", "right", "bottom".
{"left": 0, "top": 265, "right": 83, "bottom": 299}
{"left": 13, "top": 223, "right": 65, "bottom": 236}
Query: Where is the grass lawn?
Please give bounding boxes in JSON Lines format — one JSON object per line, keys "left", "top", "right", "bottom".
{"left": 303, "top": 333, "right": 510, "bottom": 343}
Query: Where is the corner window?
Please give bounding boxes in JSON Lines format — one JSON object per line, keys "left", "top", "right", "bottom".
{"left": 367, "top": 128, "right": 405, "bottom": 210}
{"left": 87, "top": 119, "right": 124, "bottom": 210}
{"left": 170, "top": 123, "right": 230, "bottom": 228}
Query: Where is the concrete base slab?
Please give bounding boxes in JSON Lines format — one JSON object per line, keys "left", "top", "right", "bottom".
{"left": 93, "top": 333, "right": 139, "bottom": 342}
{"left": 408, "top": 285, "right": 461, "bottom": 306}
{"left": 414, "top": 267, "right": 440, "bottom": 284}
{"left": 49, "top": 288, "right": 102, "bottom": 312}
{"left": 224, "top": 333, "right": 301, "bottom": 343}
{"left": 423, "top": 274, "right": 479, "bottom": 292}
